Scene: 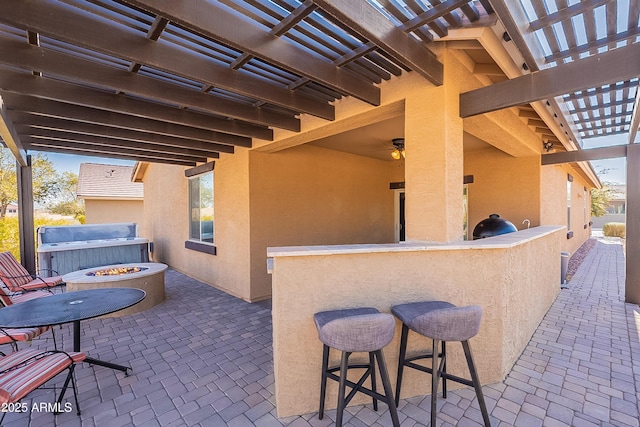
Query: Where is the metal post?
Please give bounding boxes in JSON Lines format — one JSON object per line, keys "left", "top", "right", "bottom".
{"left": 17, "top": 155, "right": 36, "bottom": 274}
{"left": 626, "top": 144, "right": 640, "bottom": 304}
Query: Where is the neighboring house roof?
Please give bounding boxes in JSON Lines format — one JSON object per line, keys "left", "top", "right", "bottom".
{"left": 77, "top": 163, "right": 144, "bottom": 200}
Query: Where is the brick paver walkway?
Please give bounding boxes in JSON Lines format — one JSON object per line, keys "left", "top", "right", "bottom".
{"left": 3, "top": 237, "right": 637, "bottom": 426}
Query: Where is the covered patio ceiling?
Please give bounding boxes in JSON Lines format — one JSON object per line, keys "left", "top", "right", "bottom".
{"left": 0, "top": 0, "right": 637, "bottom": 167}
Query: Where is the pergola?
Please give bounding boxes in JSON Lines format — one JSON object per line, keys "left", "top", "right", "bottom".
{"left": 0, "top": 1, "right": 639, "bottom": 300}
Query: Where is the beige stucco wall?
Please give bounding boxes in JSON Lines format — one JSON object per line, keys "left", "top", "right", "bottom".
{"left": 540, "top": 163, "right": 593, "bottom": 255}
{"left": 248, "top": 144, "right": 404, "bottom": 300}
{"left": 84, "top": 199, "right": 144, "bottom": 229}
{"left": 140, "top": 152, "right": 253, "bottom": 300}
{"left": 464, "top": 145, "right": 541, "bottom": 238}
{"left": 269, "top": 226, "right": 563, "bottom": 417}
{"left": 141, "top": 145, "right": 404, "bottom": 301}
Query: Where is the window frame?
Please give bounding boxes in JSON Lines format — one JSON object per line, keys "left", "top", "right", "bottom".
{"left": 184, "top": 164, "right": 216, "bottom": 255}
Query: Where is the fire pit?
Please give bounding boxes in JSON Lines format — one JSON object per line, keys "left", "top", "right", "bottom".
{"left": 62, "top": 263, "right": 166, "bottom": 317}
{"left": 87, "top": 266, "right": 149, "bottom": 277}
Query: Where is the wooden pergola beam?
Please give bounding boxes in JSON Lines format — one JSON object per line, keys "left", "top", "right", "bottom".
{"left": 312, "top": 0, "right": 443, "bottom": 86}
{"left": 0, "top": 95, "right": 28, "bottom": 166}
{"left": 460, "top": 42, "right": 640, "bottom": 118}
{"left": 0, "top": 39, "right": 300, "bottom": 132}
{"left": 14, "top": 124, "right": 229, "bottom": 157}
{"left": 23, "top": 133, "right": 210, "bottom": 162}
{"left": 9, "top": 105, "right": 244, "bottom": 151}
{"left": 0, "top": 0, "right": 334, "bottom": 121}
{"left": 0, "top": 76, "right": 264, "bottom": 143}
{"left": 541, "top": 144, "right": 628, "bottom": 165}
{"left": 22, "top": 142, "right": 198, "bottom": 166}
{"left": 629, "top": 89, "right": 640, "bottom": 144}
{"left": 122, "top": 0, "right": 380, "bottom": 106}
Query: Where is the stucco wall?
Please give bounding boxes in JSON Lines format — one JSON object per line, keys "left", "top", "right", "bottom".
{"left": 140, "top": 152, "right": 253, "bottom": 300}
{"left": 269, "top": 226, "right": 563, "bottom": 417}
{"left": 540, "top": 164, "right": 593, "bottom": 255}
{"left": 464, "top": 145, "right": 541, "bottom": 238}
{"left": 248, "top": 145, "right": 404, "bottom": 300}
{"left": 84, "top": 199, "right": 144, "bottom": 229}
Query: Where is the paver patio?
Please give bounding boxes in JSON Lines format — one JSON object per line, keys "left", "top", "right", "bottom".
{"left": 3, "top": 236, "right": 637, "bottom": 426}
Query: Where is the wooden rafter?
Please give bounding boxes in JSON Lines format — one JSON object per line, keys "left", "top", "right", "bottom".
{"left": 121, "top": 0, "right": 381, "bottom": 106}
{"left": 16, "top": 127, "right": 217, "bottom": 161}
{"left": 0, "top": 95, "right": 28, "bottom": 166}
{"left": 312, "top": 0, "right": 443, "bottom": 86}
{"left": 541, "top": 144, "right": 628, "bottom": 165}
{"left": 22, "top": 140, "right": 199, "bottom": 166}
{"left": 528, "top": 0, "right": 610, "bottom": 31}
{"left": 0, "top": 0, "right": 334, "bottom": 121}
{"left": 12, "top": 115, "right": 233, "bottom": 155}
{"left": 460, "top": 42, "right": 640, "bottom": 118}
{"left": 0, "top": 38, "right": 301, "bottom": 132}
{"left": 7, "top": 108, "right": 241, "bottom": 150}
{"left": 0, "top": 73, "right": 262, "bottom": 144}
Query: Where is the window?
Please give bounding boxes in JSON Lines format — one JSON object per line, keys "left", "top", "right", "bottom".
{"left": 187, "top": 171, "right": 215, "bottom": 252}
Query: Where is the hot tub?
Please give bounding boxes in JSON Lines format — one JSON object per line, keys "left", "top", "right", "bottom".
{"left": 37, "top": 223, "right": 149, "bottom": 276}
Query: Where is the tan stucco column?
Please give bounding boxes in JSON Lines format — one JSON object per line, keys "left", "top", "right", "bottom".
{"left": 404, "top": 51, "right": 464, "bottom": 243}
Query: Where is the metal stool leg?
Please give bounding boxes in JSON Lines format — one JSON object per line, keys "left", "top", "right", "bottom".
{"left": 395, "top": 324, "right": 409, "bottom": 406}
{"left": 336, "top": 351, "right": 351, "bottom": 427}
{"left": 374, "top": 350, "right": 400, "bottom": 427}
{"left": 369, "top": 351, "right": 378, "bottom": 411}
{"left": 431, "top": 338, "right": 440, "bottom": 427}
{"left": 318, "top": 344, "right": 330, "bottom": 419}
{"left": 442, "top": 341, "right": 447, "bottom": 398}
{"left": 462, "top": 340, "right": 491, "bottom": 427}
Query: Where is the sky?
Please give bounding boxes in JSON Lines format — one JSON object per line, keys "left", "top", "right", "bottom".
{"left": 35, "top": 151, "right": 135, "bottom": 174}
{"left": 581, "top": 133, "right": 628, "bottom": 185}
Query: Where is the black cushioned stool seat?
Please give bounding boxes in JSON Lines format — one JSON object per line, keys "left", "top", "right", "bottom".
{"left": 314, "top": 307, "right": 399, "bottom": 427}
{"left": 391, "top": 301, "right": 491, "bottom": 427}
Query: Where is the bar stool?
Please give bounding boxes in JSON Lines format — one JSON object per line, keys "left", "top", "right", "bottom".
{"left": 391, "top": 301, "right": 491, "bottom": 427}
{"left": 314, "top": 307, "right": 400, "bottom": 427}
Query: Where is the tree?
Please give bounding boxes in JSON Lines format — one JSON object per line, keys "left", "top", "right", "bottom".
{"left": 47, "top": 171, "right": 85, "bottom": 221}
{"left": 0, "top": 149, "right": 61, "bottom": 219}
{"left": 591, "top": 183, "right": 619, "bottom": 217}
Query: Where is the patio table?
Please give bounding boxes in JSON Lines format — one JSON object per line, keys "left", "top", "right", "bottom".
{"left": 0, "top": 287, "right": 145, "bottom": 374}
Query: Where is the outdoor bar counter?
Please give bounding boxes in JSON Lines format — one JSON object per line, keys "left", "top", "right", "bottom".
{"left": 267, "top": 225, "right": 565, "bottom": 417}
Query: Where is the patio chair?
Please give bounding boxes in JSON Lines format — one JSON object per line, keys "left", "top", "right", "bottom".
{"left": 0, "top": 289, "right": 56, "bottom": 350}
{"left": 0, "top": 287, "right": 52, "bottom": 308}
{"left": 0, "top": 326, "right": 55, "bottom": 352}
{"left": 0, "top": 251, "right": 64, "bottom": 293}
{"left": 0, "top": 348, "right": 85, "bottom": 423}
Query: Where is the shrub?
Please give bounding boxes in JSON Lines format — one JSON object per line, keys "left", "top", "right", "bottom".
{"left": 0, "top": 216, "right": 78, "bottom": 262}
{"left": 603, "top": 222, "right": 626, "bottom": 238}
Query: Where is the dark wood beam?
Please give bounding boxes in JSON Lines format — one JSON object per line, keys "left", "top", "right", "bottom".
{"left": 0, "top": 73, "right": 264, "bottom": 143}
{"left": 121, "top": 0, "right": 380, "bottom": 105}
{"left": 5, "top": 101, "right": 245, "bottom": 147}
{"left": 629, "top": 89, "right": 640, "bottom": 144}
{"left": 313, "top": 0, "right": 443, "bottom": 86}
{"left": 17, "top": 155, "right": 35, "bottom": 272}
{"left": 0, "top": 38, "right": 300, "bottom": 132}
{"left": 8, "top": 111, "right": 235, "bottom": 154}
{"left": 24, "top": 143, "right": 197, "bottom": 166}
{"left": 528, "top": 0, "right": 610, "bottom": 31}
{"left": 460, "top": 42, "right": 640, "bottom": 118}
{"left": 20, "top": 131, "right": 213, "bottom": 162}
{"left": 23, "top": 130, "right": 208, "bottom": 162}
{"left": 0, "top": 0, "right": 334, "bottom": 121}
{"left": 400, "top": 0, "right": 471, "bottom": 33}
{"left": 626, "top": 143, "right": 640, "bottom": 304}
{"left": 0, "top": 95, "right": 28, "bottom": 166}
{"left": 541, "top": 145, "right": 628, "bottom": 165}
